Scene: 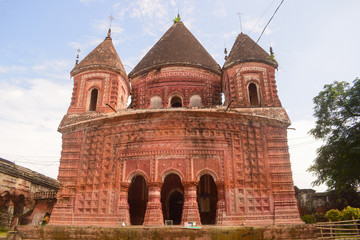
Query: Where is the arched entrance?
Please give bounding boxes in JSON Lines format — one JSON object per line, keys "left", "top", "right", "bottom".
{"left": 197, "top": 174, "right": 218, "bottom": 224}
{"left": 128, "top": 175, "right": 148, "bottom": 225}
{"left": 161, "top": 174, "right": 184, "bottom": 225}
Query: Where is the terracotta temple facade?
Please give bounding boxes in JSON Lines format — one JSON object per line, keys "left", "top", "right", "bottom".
{"left": 50, "top": 20, "right": 302, "bottom": 226}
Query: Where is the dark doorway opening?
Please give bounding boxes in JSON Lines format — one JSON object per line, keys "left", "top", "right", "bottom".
{"left": 168, "top": 190, "right": 184, "bottom": 225}
{"left": 128, "top": 175, "right": 148, "bottom": 225}
{"left": 248, "top": 83, "right": 259, "bottom": 106}
{"left": 170, "top": 96, "right": 182, "bottom": 108}
{"left": 89, "top": 89, "right": 98, "bottom": 111}
{"left": 161, "top": 174, "right": 184, "bottom": 225}
{"left": 197, "top": 174, "right": 218, "bottom": 225}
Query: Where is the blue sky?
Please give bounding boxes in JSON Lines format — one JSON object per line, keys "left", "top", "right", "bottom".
{"left": 0, "top": 0, "right": 359, "bottom": 192}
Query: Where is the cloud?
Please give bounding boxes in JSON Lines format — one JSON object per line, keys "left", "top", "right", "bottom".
{"left": 130, "top": 0, "right": 169, "bottom": 19}
{"left": 79, "top": 0, "right": 103, "bottom": 3}
{"left": 32, "top": 60, "right": 71, "bottom": 72}
{"left": 0, "top": 65, "right": 27, "bottom": 74}
{"left": 126, "top": 0, "right": 177, "bottom": 37}
{"left": 243, "top": 16, "right": 272, "bottom": 35}
{"left": 68, "top": 36, "right": 104, "bottom": 55}
{"left": 0, "top": 78, "right": 72, "bottom": 179}
{"left": 123, "top": 44, "right": 153, "bottom": 70}
{"left": 222, "top": 30, "right": 238, "bottom": 41}
{"left": 211, "top": 0, "right": 227, "bottom": 17}
{"left": 91, "top": 19, "right": 124, "bottom": 36}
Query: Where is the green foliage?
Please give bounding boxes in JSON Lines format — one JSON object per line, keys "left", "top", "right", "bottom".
{"left": 342, "top": 206, "right": 360, "bottom": 220}
{"left": 326, "top": 209, "right": 343, "bottom": 221}
{"left": 173, "top": 15, "right": 181, "bottom": 23}
{"left": 0, "top": 226, "right": 7, "bottom": 237}
{"left": 301, "top": 214, "right": 316, "bottom": 224}
{"left": 313, "top": 212, "right": 327, "bottom": 222}
{"left": 269, "top": 54, "right": 278, "bottom": 65}
{"left": 309, "top": 78, "right": 360, "bottom": 191}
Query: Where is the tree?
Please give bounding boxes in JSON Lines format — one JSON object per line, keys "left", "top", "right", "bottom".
{"left": 309, "top": 78, "right": 360, "bottom": 192}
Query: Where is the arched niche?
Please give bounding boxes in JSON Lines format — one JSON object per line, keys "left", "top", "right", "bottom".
{"left": 170, "top": 96, "right": 183, "bottom": 108}
{"left": 150, "top": 95, "right": 162, "bottom": 109}
{"left": 89, "top": 88, "right": 99, "bottom": 111}
{"left": 189, "top": 94, "right": 202, "bottom": 107}
{"left": 248, "top": 83, "right": 260, "bottom": 106}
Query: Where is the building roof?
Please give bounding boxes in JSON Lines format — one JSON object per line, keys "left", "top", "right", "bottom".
{"left": 128, "top": 21, "right": 221, "bottom": 78}
{"left": 0, "top": 157, "right": 59, "bottom": 190}
{"left": 223, "top": 33, "right": 278, "bottom": 69}
{"left": 71, "top": 30, "right": 126, "bottom": 76}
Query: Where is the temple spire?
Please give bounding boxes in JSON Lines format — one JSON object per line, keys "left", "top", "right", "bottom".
{"left": 75, "top": 49, "right": 80, "bottom": 65}
{"left": 107, "top": 14, "right": 114, "bottom": 39}
{"left": 237, "top": 12, "right": 243, "bottom": 34}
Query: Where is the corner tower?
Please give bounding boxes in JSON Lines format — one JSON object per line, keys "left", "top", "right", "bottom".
{"left": 221, "top": 34, "right": 301, "bottom": 225}
{"left": 68, "top": 30, "right": 130, "bottom": 114}
{"left": 50, "top": 30, "right": 130, "bottom": 226}
{"left": 222, "top": 33, "right": 280, "bottom": 108}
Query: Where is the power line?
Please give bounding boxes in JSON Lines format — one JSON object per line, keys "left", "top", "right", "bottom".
{"left": 255, "top": 0, "right": 284, "bottom": 44}
{"left": 249, "top": 0, "right": 276, "bottom": 36}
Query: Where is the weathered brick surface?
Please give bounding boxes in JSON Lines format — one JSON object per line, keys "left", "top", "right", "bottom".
{"left": 130, "top": 66, "right": 221, "bottom": 109}
{"left": 222, "top": 62, "right": 281, "bottom": 108}
{"left": 51, "top": 109, "right": 301, "bottom": 226}
{"left": 0, "top": 159, "right": 59, "bottom": 229}
{"left": 67, "top": 70, "right": 130, "bottom": 114}
{"left": 51, "top": 23, "right": 301, "bottom": 227}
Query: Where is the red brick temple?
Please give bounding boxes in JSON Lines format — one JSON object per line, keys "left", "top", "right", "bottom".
{"left": 50, "top": 19, "right": 302, "bottom": 226}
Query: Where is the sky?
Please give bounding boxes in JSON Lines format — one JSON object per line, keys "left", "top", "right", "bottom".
{"left": 0, "top": 0, "right": 359, "bottom": 192}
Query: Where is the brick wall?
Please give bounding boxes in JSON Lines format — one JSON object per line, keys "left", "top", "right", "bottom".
{"left": 11, "top": 225, "right": 318, "bottom": 240}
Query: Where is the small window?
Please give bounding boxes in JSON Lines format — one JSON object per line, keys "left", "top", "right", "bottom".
{"left": 189, "top": 95, "right": 202, "bottom": 107}
{"left": 248, "top": 83, "right": 259, "bottom": 106}
{"left": 150, "top": 96, "right": 162, "bottom": 109}
{"left": 170, "top": 96, "right": 182, "bottom": 108}
{"left": 89, "top": 89, "right": 98, "bottom": 111}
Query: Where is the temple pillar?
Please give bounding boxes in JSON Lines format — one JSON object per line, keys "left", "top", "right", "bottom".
{"left": 143, "top": 182, "right": 164, "bottom": 226}
{"left": 215, "top": 181, "right": 226, "bottom": 225}
{"left": 118, "top": 183, "right": 130, "bottom": 226}
{"left": 181, "top": 181, "right": 201, "bottom": 225}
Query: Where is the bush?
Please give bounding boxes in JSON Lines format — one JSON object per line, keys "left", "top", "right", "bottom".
{"left": 326, "top": 209, "right": 343, "bottom": 221}
{"left": 301, "top": 214, "right": 316, "bottom": 224}
{"left": 342, "top": 206, "right": 360, "bottom": 220}
{"left": 314, "top": 212, "right": 327, "bottom": 222}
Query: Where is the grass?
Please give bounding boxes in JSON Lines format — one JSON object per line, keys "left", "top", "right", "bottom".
{"left": 0, "top": 231, "right": 7, "bottom": 237}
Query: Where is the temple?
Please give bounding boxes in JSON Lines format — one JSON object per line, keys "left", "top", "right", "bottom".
{"left": 50, "top": 19, "right": 301, "bottom": 226}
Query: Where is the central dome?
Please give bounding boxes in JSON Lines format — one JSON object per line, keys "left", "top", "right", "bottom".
{"left": 128, "top": 21, "right": 220, "bottom": 78}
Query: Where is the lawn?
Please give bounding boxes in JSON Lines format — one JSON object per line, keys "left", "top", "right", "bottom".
{"left": 0, "top": 230, "right": 7, "bottom": 237}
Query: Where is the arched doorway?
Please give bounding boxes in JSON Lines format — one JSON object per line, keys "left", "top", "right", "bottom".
{"left": 128, "top": 175, "right": 148, "bottom": 225}
{"left": 197, "top": 174, "right": 218, "bottom": 225}
{"left": 161, "top": 174, "right": 184, "bottom": 225}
